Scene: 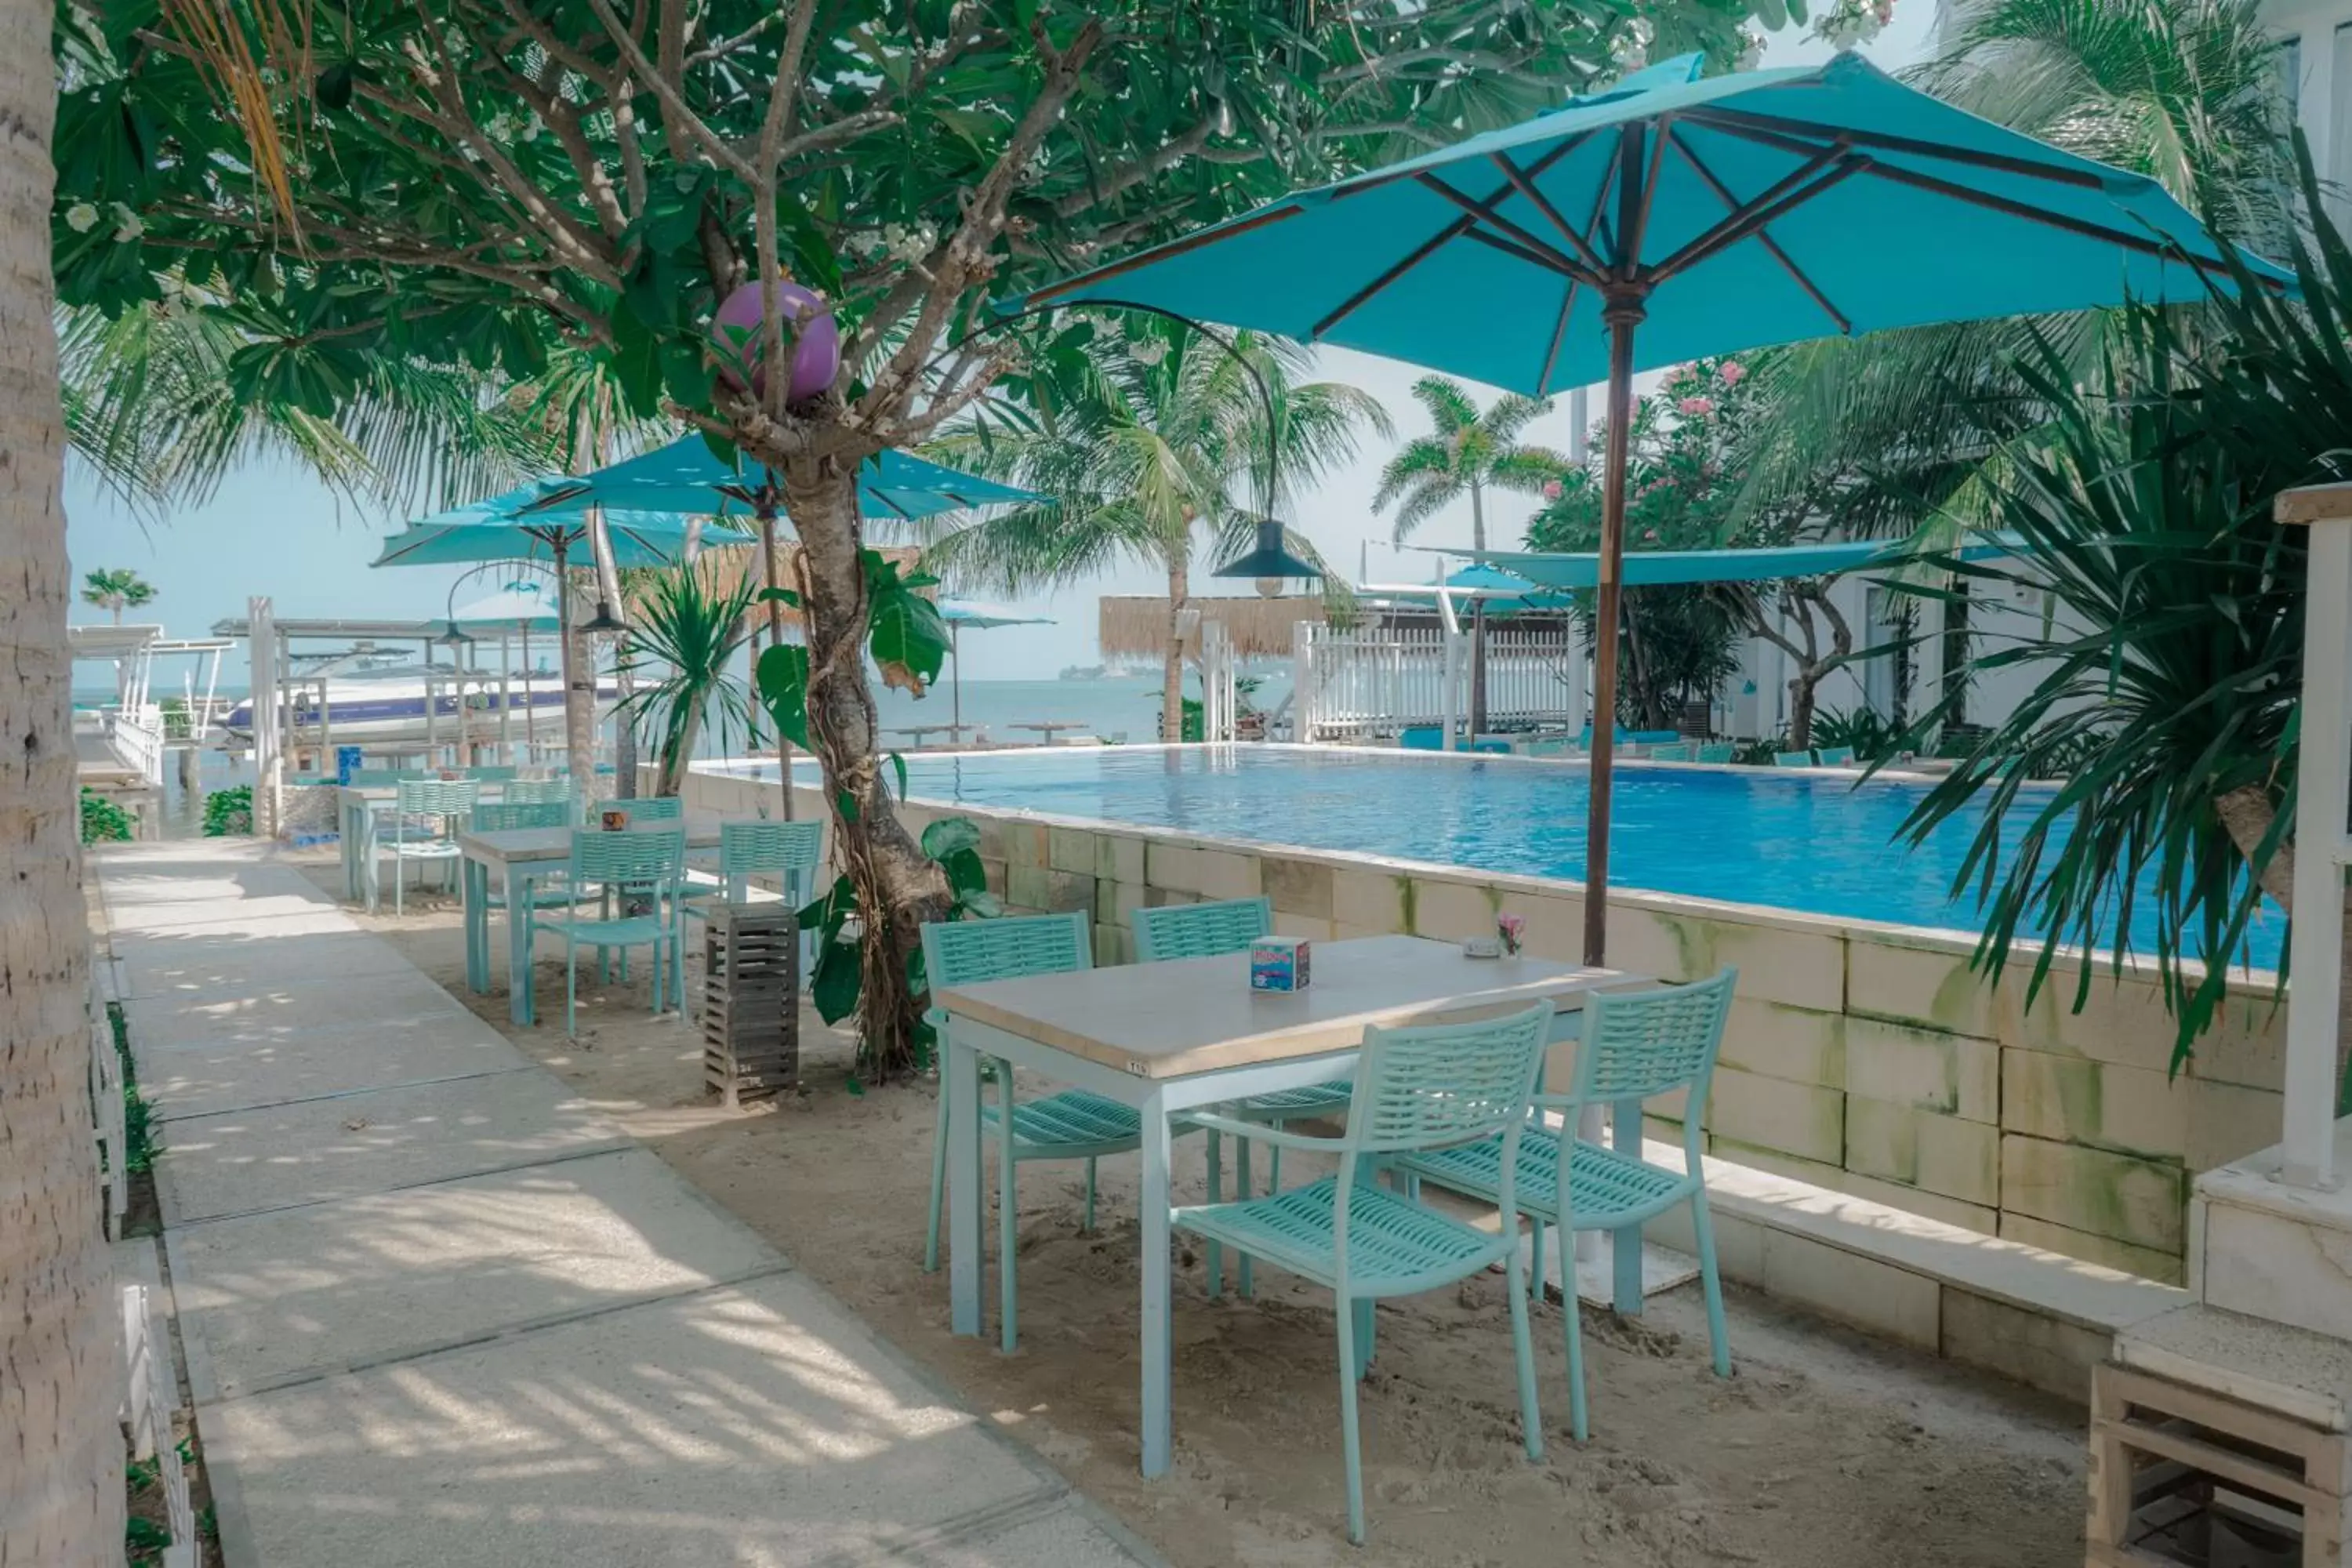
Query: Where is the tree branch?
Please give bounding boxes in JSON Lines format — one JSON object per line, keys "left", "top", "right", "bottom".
{"left": 580, "top": 0, "right": 754, "bottom": 179}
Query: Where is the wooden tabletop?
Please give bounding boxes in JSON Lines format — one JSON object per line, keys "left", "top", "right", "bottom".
{"left": 937, "top": 934, "right": 1641, "bottom": 1080}
{"left": 459, "top": 815, "right": 724, "bottom": 865}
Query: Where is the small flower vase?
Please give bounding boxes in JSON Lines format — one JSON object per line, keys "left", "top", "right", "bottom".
{"left": 1496, "top": 914, "right": 1526, "bottom": 958}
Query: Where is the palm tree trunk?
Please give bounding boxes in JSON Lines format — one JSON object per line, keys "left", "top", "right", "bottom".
{"left": 782, "top": 456, "right": 949, "bottom": 1078}
{"left": 1468, "top": 481, "right": 1488, "bottom": 735}
{"left": 659, "top": 698, "right": 703, "bottom": 798}
{"left": 1162, "top": 550, "right": 1190, "bottom": 743}
{"left": 0, "top": 2, "right": 125, "bottom": 1554}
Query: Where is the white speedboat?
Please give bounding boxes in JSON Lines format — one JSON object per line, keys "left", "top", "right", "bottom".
{"left": 220, "top": 660, "right": 619, "bottom": 746}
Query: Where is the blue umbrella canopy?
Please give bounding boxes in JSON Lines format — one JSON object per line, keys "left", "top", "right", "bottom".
{"left": 496, "top": 435, "right": 1044, "bottom": 523}
{"left": 1004, "top": 47, "right": 2287, "bottom": 982}
{"left": 1005, "top": 51, "right": 2289, "bottom": 390}
{"left": 370, "top": 495, "right": 756, "bottom": 570}
{"left": 449, "top": 579, "right": 566, "bottom": 631}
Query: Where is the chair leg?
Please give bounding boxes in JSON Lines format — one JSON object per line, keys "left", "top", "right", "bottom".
{"left": 1563, "top": 1226, "right": 1590, "bottom": 1443}
{"left": 1505, "top": 1235, "right": 1544, "bottom": 1461}
{"left": 1351, "top": 1298, "right": 1375, "bottom": 1379}
{"left": 1204, "top": 1128, "right": 1223, "bottom": 1300}
{"left": 1334, "top": 1298, "right": 1368, "bottom": 1545}
{"left": 564, "top": 937, "right": 579, "bottom": 1037}
{"left": 997, "top": 1059, "right": 1018, "bottom": 1355}
{"left": 1530, "top": 1222, "right": 1548, "bottom": 1302}
{"left": 1691, "top": 1192, "right": 1733, "bottom": 1377}
{"left": 924, "top": 1072, "right": 951, "bottom": 1272}
{"left": 1269, "top": 1138, "right": 1283, "bottom": 1196}
{"left": 1236, "top": 1138, "right": 1254, "bottom": 1299}
{"left": 1083, "top": 1158, "right": 1098, "bottom": 1232}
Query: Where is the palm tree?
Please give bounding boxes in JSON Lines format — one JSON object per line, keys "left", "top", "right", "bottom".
{"left": 927, "top": 315, "right": 1389, "bottom": 742}
{"left": 80, "top": 565, "right": 154, "bottom": 623}
{"left": 4, "top": 6, "right": 124, "bottom": 1559}
{"left": 615, "top": 564, "right": 757, "bottom": 797}
{"left": 1734, "top": 0, "right": 2297, "bottom": 526}
{"left": 1374, "top": 377, "right": 1566, "bottom": 731}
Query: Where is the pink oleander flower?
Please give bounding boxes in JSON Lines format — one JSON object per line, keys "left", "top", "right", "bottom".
{"left": 1718, "top": 361, "right": 1747, "bottom": 387}
{"left": 1642, "top": 528, "right": 1660, "bottom": 542}
{"left": 1542, "top": 478, "right": 1564, "bottom": 500}
{"left": 1678, "top": 395, "right": 1715, "bottom": 417}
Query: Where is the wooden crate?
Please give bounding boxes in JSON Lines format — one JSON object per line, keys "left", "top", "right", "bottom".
{"left": 701, "top": 902, "right": 799, "bottom": 1105}
{"left": 2089, "top": 1363, "right": 2351, "bottom": 1568}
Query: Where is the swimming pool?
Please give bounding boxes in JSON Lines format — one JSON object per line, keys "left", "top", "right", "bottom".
{"left": 757, "top": 745, "right": 2283, "bottom": 971}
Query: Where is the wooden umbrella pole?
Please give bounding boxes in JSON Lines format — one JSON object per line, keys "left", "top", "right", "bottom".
{"left": 1584, "top": 294, "right": 1643, "bottom": 971}
{"left": 760, "top": 503, "right": 796, "bottom": 821}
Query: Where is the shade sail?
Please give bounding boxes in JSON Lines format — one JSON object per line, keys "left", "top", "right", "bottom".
{"left": 1471, "top": 535, "right": 2022, "bottom": 589}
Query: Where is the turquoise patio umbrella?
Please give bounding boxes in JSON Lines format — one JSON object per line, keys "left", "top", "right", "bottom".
{"left": 937, "top": 599, "right": 1053, "bottom": 739}
{"left": 369, "top": 500, "right": 757, "bottom": 571}
{"left": 495, "top": 434, "right": 1045, "bottom": 524}
{"left": 1002, "top": 47, "right": 2290, "bottom": 971}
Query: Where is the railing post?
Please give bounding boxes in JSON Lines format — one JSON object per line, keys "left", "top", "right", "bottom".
{"left": 2277, "top": 484, "right": 2352, "bottom": 1189}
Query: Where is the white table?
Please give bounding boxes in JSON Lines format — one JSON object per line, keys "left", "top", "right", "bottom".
{"left": 935, "top": 934, "right": 1640, "bottom": 1479}
{"left": 1008, "top": 720, "right": 1088, "bottom": 745}
{"left": 458, "top": 817, "right": 723, "bottom": 1025}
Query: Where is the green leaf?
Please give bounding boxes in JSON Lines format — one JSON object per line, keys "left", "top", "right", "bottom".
{"left": 318, "top": 61, "right": 356, "bottom": 111}
{"left": 757, "top": 586, "right": 802, "bottom": 607}
{"left": 700, "top": 428, "right": 741, "bottom": 471}
{"left": 888, "top": 750, "right": 909, "bottom": 800}
{"left": 810, "top": 936, "right": 863, "bottom": 1023}
{"left": 753, "top": 643, "right": 811, "bottom": 750}
{"left": 939, "top": 846, "right": 989, "bottom": 898}
{"left": 844, "top": 1073, "right": 866, "bottom": 1097}
{"left": 837, "top": 789, "right": 860, "bottom": 823}
{"left": 919, "top": 816, "right": 982, "bottom": 859}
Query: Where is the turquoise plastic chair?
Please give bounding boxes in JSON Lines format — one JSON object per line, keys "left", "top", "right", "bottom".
{"left": 1696, "top": 742, "right": 1738, "bottom": 764}
{"left": 1174, "top": 1003, "right": 1553, "bottom": 1544}
{"left": 505, "top": 777, "right": 575, "bottom": 808}
{"left": 1646, "top": 742, "right": 1694, "bottom": 762}
{"left": 921, "top": 911, "right": 1160, "bottom": 1352}
{"left": 1134, "top": 896, "right": 1349, "bottom": 1297}
{"left": 1772, "top": 750, "right": 1816, "bottom": 768}
{"left": 470, "top": 800, "right": 583, "bottom": 913}
{"left": 1396, "top": 969, "right": 1738, "bottom": 1443}
{"left": 383, "top": 778, "right": 478, "bottom": 917}
{"left": 1815, "top": 746, "right": 1857, "bottom": 766}
{"left": 680, "top": 820, "right": 828, "bottom": 985}
{"left": 531, "top": 828, "right": 687, "bottom": 1034}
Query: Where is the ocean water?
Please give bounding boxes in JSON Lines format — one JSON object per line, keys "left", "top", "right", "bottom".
{"left": 746, "top": 744, "right": 2285, "bottom": 971}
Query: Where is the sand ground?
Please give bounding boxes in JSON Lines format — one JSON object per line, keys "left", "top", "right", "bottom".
{"left": 303, "top": 858, "right": 2090, "bottom": 1568}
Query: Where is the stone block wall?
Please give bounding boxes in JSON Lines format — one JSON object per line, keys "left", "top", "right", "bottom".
{"left": 687, "top": 765, "right": 2287, "bottom": 1285}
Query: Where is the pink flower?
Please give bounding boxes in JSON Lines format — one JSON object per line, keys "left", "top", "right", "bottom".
{"left": 1678, "top": 395, "right": 1715, "bottom": 417}
{"left": 1642, "top": 528, "right": 1660, "bottom": 542}
{"left": 1718, "top": 361, "right": 1747, "bottom": 387}
{"left": 1542, "top": 478, "right": 1563, "bottom": 500}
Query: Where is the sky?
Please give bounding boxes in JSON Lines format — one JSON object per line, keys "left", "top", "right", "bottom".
{"left": 64, "top": 7, "right": 1937, "bottom": 687}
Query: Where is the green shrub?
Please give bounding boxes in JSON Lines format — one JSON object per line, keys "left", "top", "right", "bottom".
{"left": 202, "top": 785, "right": 252, "bottom": 837}
{"left": 158, "top": 695, "right": 193, "bottom": 740}
{"left": 80, "top": 787, "right": 133, "bottom": 844}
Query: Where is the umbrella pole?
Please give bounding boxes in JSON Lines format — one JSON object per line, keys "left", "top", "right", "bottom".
{"left": 951, "top": 622, "right": 962, "bottom": 742}
{"left": 1583, "top": 299, "right": 1643, "bottom": 971}
{"left": 760, "top": 504, "right": 797, "bottom": 821}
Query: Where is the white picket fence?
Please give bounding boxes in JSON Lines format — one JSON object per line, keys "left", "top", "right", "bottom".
{"left": 90, "top": 979, "right": 125, "bottom": 1240}
{"left": 123, "top": 1283, "right": 196, "bottom": 1567}
{"left": 1292, "top": 622, "right": 1584, "bottom": 742}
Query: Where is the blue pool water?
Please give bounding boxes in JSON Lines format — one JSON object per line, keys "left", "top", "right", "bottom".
{"left": 764, "top": 746, "right": 2283, "bottom": 970}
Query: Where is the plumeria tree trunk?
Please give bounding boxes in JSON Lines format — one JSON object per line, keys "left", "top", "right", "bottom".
{"left": 1163, "top": 551, "right": 1190, "bottom": 743}
{"left": 782, "top": 456, "right": 949, "bottom": 1073}
{"left": 1, "top": 0, "right": 124, "bottom": 1554}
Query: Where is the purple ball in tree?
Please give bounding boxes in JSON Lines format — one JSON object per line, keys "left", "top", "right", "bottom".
{"left": 712, "top": 276, "right": 840, "bottom": 405}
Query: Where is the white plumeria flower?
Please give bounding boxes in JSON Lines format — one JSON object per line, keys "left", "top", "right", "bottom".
{"left": 109, "top": 202, "right": 142, "bottom": 242}
{"left": 65, "top": 201, "right": 99, "bottom": 233}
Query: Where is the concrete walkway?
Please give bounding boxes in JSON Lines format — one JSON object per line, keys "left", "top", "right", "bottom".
{"left": 94, "top": 839, "right": 1160, "bottom": 1568}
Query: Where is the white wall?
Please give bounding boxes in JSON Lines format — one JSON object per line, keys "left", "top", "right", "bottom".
{"left": 2267, "top": 0, "right": 2352, "bottom": 230}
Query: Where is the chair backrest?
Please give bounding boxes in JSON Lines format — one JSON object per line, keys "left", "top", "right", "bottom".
{"left": 568, "top": 826, "right": 685, "bottom": 897}
{"left": 395, "top": 778, "right": 480, "bottom": 819}
{"left": 504, "top": 778, "right": 575, "bottom": 807}
{"left": 1548, "top": 970, "right": 1737, "bottom": 1164}
{"left": 471, "top": 800, "right": 572, "bottom": 833}
{"left": 920, "top": 911, "right": 1091, "bottom": 1024}
{"left": 1815, "top": 746, "right": 1857, "bottom": 766}
{"left": 1345, "top": 1002, "right": 1552, "bottom": 1158}
{"left": 467, "top": 764, "right": 520, "bottom": 781}
{"left": 1696, "top": 742, "right": 1737, "bottom": 764}
{"left": 1647, "top": 742, "right": 1693, "bottom": 763}
{"left": 719, "top": 820, "right": 825, "bottom": 901}
{"left": 595, "top": 794, "right": 681, "bottom": 822}
{"left": 1772, "top": 750, "right": 1815, "bottom": 768}
{"left": 1131, "top": 896, "right": 1272, "bottom": 963}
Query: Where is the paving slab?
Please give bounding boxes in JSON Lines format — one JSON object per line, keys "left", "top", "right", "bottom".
{"left": 108, "top": 893, "right": 341, "bottom": 934}
{"left": 101, "top": 868, "right": 321, "bottom": 908}
{"left": 172, "top": 1147, "right": 786, "bottom": 1399}
{"left": 129, "top": 964, "right": 471, "bottom": 1051}
{"left": 116, "top": 922, "right": 421, "bottom": 1000}
{"left": 137, "top": 1007, "right": 530, "bottom": 1123}
{"left": 159, "top": 1072, "right": 633, "bottom": 1223}
{"left": 200, "top": 1273, "right": 1147, "bottom": 1568}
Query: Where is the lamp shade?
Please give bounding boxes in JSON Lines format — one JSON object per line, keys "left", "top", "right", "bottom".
{"left": 1210, "top": 517, "right": 1319, "bottom": 583}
